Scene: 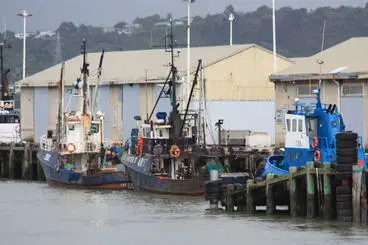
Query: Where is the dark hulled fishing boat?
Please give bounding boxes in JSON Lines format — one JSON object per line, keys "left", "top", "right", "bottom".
{"left": 37, "top": 40, "right": 131, "bottom": 190}
{"left": 121, "top": 20, "right": 224, "bottom": 196}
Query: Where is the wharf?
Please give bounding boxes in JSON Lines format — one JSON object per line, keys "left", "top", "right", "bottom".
{"left": 0, "top": 142, "right": 45, "bottom": 181}
{"left": 209, "top": 162, "right": 368, "bottom": 223}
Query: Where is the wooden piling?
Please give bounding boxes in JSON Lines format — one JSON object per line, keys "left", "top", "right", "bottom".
{"left": 8, "top": 142, "right": 14, "bottom": 179}
{"left": 289, "top": 167, "right": 298, "bottom": 217}
{"left": 225, "top": 185, "right": 235, "bottom": 212}
{"left": 37, "top": 159, "right": 43, "bottom": 181}
{"left": 266, "top": 174, "right": 276, "bottom": 215}
{"left": 246, "top": 179, "right": 255, "bottom": 214}
{"left": 323, "top": 163, "right": 333, "bottom": 220}
{"left": 29, "top": 148, "right": 33, "bottom": 181}
{"left": 0, "top": 154, "right": 4, "bottom": 178}
{"left": 306, "top": 162, "right": 316, "bottom": 218}
{"left": 353, "top": 165, "right": 363, "bottom": 222}
{"left": 22, "top": 142, "right": 30, "bottom": 180}
{"left": 361, "top": 171, "right": 367, "bottom": 223}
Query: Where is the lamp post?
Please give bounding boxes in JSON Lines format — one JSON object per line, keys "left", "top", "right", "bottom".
{"left": 229, "top": 13, "right": 235, "bottom": 46}
{"left": 182, "top": 0, "right": 195, "bottom": 105}
{"left": 272, "top": 0, "right": 276, "bottom": 73}
{"left": 215, "top": 119, "right": 224, "bottom": 147}
{"left": 17, "top": 10, "right": 32, "bottom": 80}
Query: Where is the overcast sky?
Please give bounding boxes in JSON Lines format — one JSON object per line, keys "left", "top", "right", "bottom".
{"left": 1, "top": 0, "right": 366, "bottom": 32}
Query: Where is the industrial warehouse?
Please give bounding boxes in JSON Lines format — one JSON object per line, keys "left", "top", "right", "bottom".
{"left": 17, "top": 43, "right": 293, "bottom": 144}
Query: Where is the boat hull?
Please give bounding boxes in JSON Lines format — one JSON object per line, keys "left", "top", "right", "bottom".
{"left": 37, "top": 148, "right": 132, "bottom": 190}
{"left": 122, "top": 156, "right": 205, "bottom": 196}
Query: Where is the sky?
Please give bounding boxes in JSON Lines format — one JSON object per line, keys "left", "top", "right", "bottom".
{"left": 1, "top": 0, "right": 366, "bottom": 32}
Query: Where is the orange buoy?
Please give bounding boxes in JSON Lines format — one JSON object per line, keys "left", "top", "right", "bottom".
{"left": 314, "top": 150, "right": 321, "bottom": 163}
{"left": 312, "top": 137, "right": 318, "bottom": 148}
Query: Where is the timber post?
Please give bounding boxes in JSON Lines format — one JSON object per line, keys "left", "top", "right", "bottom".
{"left": 353, "top": 165, "right": 363, "bottom": 222}
{"left": 289, "top": 167, "right": 298, "bottom": 217}
{"left": 246, "top": 179, "right": 255, "bottom": 214}
{"left": 8, "top": 142, "right": 14, "bottom": 179}
{"left": 266, "top": 174, "right": 276, "bottom": 215}
{"left": 306, "top": 162, "right": 316, "bottom": 218}
{"left": 361, "top": 171, "right": 367, "bottom": 223}
{"left": 323, "top": 163, "right": 333, "bottom": 220}
{"left": 225, "top": 184, "right": 235, "bottom": 212}
{"left": 22, "top": 142, "right": 30, "bottom": 180}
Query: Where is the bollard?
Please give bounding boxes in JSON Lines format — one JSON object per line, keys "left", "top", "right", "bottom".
{"left": 323, "top": 163, "right": 333, "bottom": 220}
{"left": 289, "top": 167, "right": 298, "bottom": 217}
{"left": 353, "top": 165, "right": 363, "bottom": 222}
{"left": 266, "top": 174, "right": 276, "bottom": 215}
{"left": 246, "top": 179, "right": 256, "bottom": 214}
{"left": 306, "top": 162, "right": 316, "bottom": 218}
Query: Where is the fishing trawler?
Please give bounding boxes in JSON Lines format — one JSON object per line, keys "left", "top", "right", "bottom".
{"left": 261, "top": 88, "right": 367, "bottom": 177}
{"left": 121, "top": 20, "right": 224, "bottom": 196}
{"left": 37, "top": 40, "right": 131, "bottom": 190}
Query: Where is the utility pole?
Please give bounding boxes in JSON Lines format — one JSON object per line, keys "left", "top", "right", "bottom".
{"left": 17, "top": 10, "right": 32, "bottom": 80}
{"left": 272, "top": 0, "right": 277, "bottom": 73}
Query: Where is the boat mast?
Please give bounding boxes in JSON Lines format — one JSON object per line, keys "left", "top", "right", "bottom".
{"left": 81, "top": 39, "right": 89, "bottom": 115}
{"left": 57, "top": 63, "right": 65, "bottom": 145}
{"left": 91, "top": 49, "right": 105, "bottom": 117}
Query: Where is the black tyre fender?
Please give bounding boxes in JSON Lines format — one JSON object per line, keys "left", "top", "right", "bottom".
{"left": 336, "top": 194, "right": 352, "bottom": 202}
{"left": 336, "top": 164, "right": 353, "bottom": 172}
{"left": 336, "top": 185, "right": 352, "bottom": 195}
{"left": 336, "top": 201, "right": 353, "bottom": 210}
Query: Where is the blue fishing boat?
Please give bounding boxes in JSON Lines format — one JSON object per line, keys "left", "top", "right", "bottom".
{"left": 37, "top": 40, "right": 131, "bottom": 190}
{"left": 261, "top": 88, "right": 367, "bottom": 177}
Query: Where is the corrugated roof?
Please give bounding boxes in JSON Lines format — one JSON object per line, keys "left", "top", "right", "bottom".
{"left": 272, "top": 37, "right": 368, "bottom": 81}
{"left": 17, "top": 44, "right": 259, "bottom": 87}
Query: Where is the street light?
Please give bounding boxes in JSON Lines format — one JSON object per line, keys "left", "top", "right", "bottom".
{"left": 182, "top": 0, "right": 195, "bottom": 106}
{"left": 17, "top": 10, "right": 32, "bottom": 80}
{"left": 272, "top": 0, "right": 276, "bottom": 73}
{"left": 215, "top": 119, "right": 224, "bottom": 146}
{"left": 229, "top": 13, "right": 235, "bottom": 46}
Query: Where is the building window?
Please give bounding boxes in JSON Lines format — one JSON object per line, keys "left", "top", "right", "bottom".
{"left": 298, "top": 119, "right": 303, "bottom": 132}
{"left": 297, "top": 84, "right": 318, "bottom": 97}
{"left": 342, "top": 84, "right": 363, "bottom": 97}
{"left": 286, "top": 119, "right": 291, "bottom": 132}
{"left": 292, "top": 119, "right": 297, "bottom": 132}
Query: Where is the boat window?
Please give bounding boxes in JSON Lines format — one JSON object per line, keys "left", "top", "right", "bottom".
{"left": 292, "top": 119, "right": 297, "bottom": 132}
{"left": 286, "top": 119, "right": 291, "bottom": 132}
{"left": 306, "top": 118, "right": 317, "bottom": 137}
{"left": 288, "top": 151, "right": 292, "bottom": 161}
{"left": 68, "top": 125, "right": 75, "bottom": 131}
{"left": 298, "top": 119, "right": 303, "bottom": 132}
{"left": 295, "top": 152, "right": 299, "bottom": 161}
{"left": 91, "top": 123, "right": 99, "bottom": 134}
{"left": 0, "top": 115, "right": 19, "bottom": 124}
{"left": 159, "top": 129, "right": 163, "bottom": 137}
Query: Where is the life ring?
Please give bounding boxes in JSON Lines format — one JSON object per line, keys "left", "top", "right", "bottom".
{"left": 314, "top": 150, "right": 321, "bottom": 163}
{"left": 66, "top": 143, "right": 76, "bottom": 153}
{"left": 169, "top": 145, "right": 181, "bottom": 158}
{"left": 311, "top": 137, "right": 318, "bottom": 148}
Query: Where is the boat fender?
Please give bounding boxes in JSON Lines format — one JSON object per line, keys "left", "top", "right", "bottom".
{"left": 312, "top": 137, "right": 318, "bottom": 148}
{"left": 170, "top": 145, "right": 181, "bottom": 158}
{"left": 314, "top": 150, "right": 321, "bottom": 163}
{"left": 66, "top": 143, "right": 76, "bottom": 153}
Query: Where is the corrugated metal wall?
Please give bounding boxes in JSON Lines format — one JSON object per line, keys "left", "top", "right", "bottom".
{"left": 122, "top": 85, "right": 140, "bottom": 141}
{"left": 205, "top": 101, "right": 275, "bottom": 144}
{"left": 155, "top": 85, "right": 171, "bottom": 116}
{"left": 97, "top": 86, "right": 110, "bottom": 140}
{"left": 341, "top": 97, "right": 365, "bottom": 144}
{"left": 34, "top": 87, "right": 49, "bottom": 143}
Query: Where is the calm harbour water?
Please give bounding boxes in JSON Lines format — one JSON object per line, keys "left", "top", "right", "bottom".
{"left": 1, "top": 181, "right": 368, "bottom": 245}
